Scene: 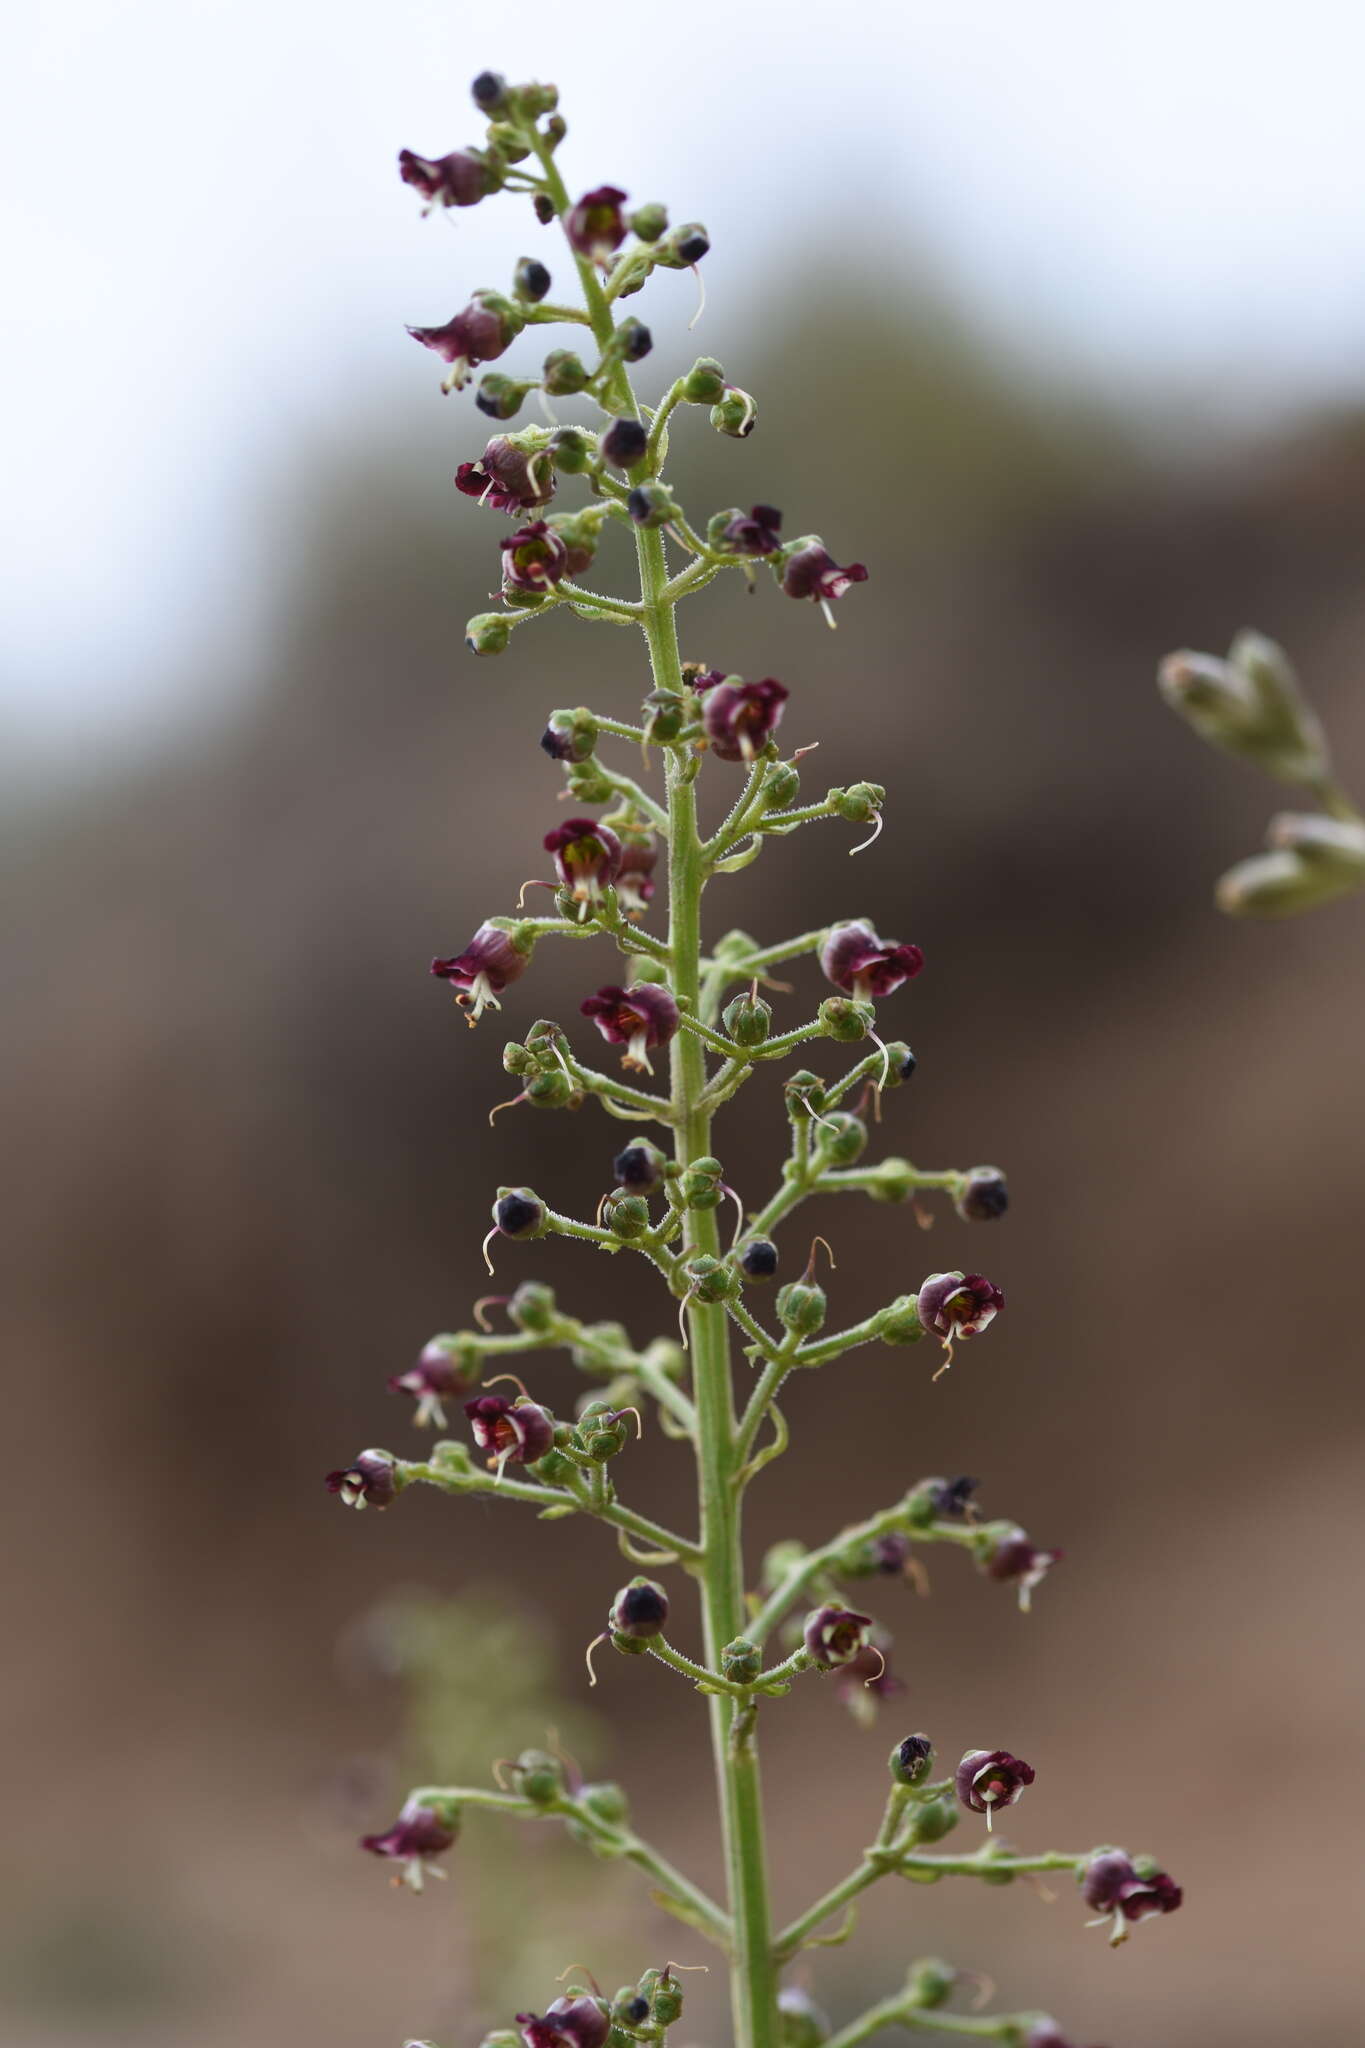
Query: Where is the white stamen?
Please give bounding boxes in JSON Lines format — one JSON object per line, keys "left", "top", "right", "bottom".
{"left": 688, "top": 263, "right": 707, "bottom": 330}
{"left": 849, "top": 809, "right": 884, "bottom": 856}
{"left": 481, "top": 1227, "right": 499, "bottom": 1276}
{"left": 819, "top": 599, "right": 838, "bottom": 630}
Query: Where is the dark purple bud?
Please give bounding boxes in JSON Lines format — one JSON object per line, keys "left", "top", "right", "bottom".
{"left": 627, "top": 482, "right": 680, "bottom": 529}
{"left": 711, "top": 387, "right": 757, "bottom": 438}
{"left": 614, "top": 831, "right": 659, "bottom": 915}
{"left": 541, "top": 707, "right": 597, "bottom": 763}
{"left": 325, "top": 1449, "right": 398, "bottom": 1511}
{"left": 542, "top": 347, "right": 590, "bottom": 397}
{"left": 398, "top": 147, "right": 496, "bottom": 209}
{"left": 929, "top": 1475, "right": 979, "bottom": 1520}
{"left": 916, "top": 1271, "right": 1005, "bottom": 1341}
{"left": 889, "top": 1733, "right": 935, "bottom": 1786}
{"left": 457, "top": 434, "right": 556, "bottom": 514}
{"left": 657, "top": 221, "right": 710, "bottom": 267}
{"left": 979, "top": 1523, "right": 1063, "bottom": 1612}
{"left": 407, "top": 292, "right": 524, "bottom": 390}
{"left": 781, "top": 540, "right": 868, "bottom": 606}
{"left": 470, "top": 70, "right": 507, "bottom": 114}
{"left": 616, "top": 318, "right": 653, "bottom": 362}
{"left": 819, "top": 920, "right": 924, "bottom": 1001}
{"left": 1080, "top": 1849, "right": 1183, "bottom": 1944}
{"left": 899, "top": 1048, "right": 918, "bottom": 1081}
{"left": 501, "top": 518, "right": 570, "bottom": 594}
{"left": 389, "top": 1339, "right": 479, "bottom": 1429}
{"left": 431, "top": 920, "right": 532, "bottom": 1023}
{"left": 955, "top": 1748, "right": 1036, "bottom": 1825}
{"left": 476, "top": 372, "right": 536, "bottom": 422}
{"left": 802, "top": 1604, "right": 873, "bottom": 1669}
{"left": 564, "top": 185, "right": 628, "bottom": 262}
{"left": 465, "top": 1392, "right": 555, "bottom": 1467}
{"left": 956, "top": 1167, "right": 1009, "bottom": 1221}
{"left": 600, "top": 417, "right": 649, "bottom": 470}
{"left": 739, "top": 1237, "right": 779, "bottom": 1280}
{"left": 514, "top": 256, "right": 552, "bottom": 303}
{"left": 710, "top": 504, "right": 783, "bottom": 557}
{"left": 519, "top": 1998, "right": 612, "bottom": 2048}
{"left": 544, "top": 817, "right": 623, "bottom": 904}
{"left": 609, "top": 1575, "right": 669, "bottom": 1639}
{"left": 493, "top": 1188, "right": 546, "bottom": 1239}
{"left": 582, "top": 982, "right": 679, "bottom": 1073}
{"left": 697, "top": 676, "right": 790, "bottom": 763}
{"left": 360, "top": 1796, "right": 459, "bottom": 1890}
{"left": 533, "top": 192, "right": 557, "bottom": 225}
{"left": 871, "top": 1532, "right": 915, "bottom": 1573}
{"left": 613, "top": 1137, "right": 667, "bottom": 1194}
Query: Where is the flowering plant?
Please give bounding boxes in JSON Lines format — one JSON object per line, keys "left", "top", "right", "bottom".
{"left": 330, "top": 70, "right": 1183, "bottom": 2048}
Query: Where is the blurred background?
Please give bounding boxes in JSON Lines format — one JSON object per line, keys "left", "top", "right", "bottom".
{"left": 5, "top": 4, "right": 1365, "bottom": 2044}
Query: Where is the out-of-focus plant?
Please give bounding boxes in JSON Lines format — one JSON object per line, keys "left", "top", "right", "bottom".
{"left": 1159, "top": 629, "right": 1365, "bottom": 917}
{"left": 325, "top": 68, "right": 1183, "bottom": 2048}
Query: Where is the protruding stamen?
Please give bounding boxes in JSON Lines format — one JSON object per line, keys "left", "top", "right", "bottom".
{"left": 481, "top": 1227, "right": 499, "bottom": 1276}
{"left": 492, "top": 1447, "right": 512, "bottom": 1487}
{"left": 931, "top": 1334, "right": 955, "bottom": 1383}
{"left": 688, "top": 263, "right": 707, "bottom": 331}
{"left": 585, "top": 1631, "right": 608, "bottom": 1687}
{"left": 517, "top": 877, "right": 557, "bottom": 908}
{"left": 849, "top": 808, "right": 884, "bottom": 856}
{"left": 867, "top": 1027, "right": 891, "bottom": 1094}
{"left": 472, "top": 1294, "right": 507, "bottom": 1332}
{"left": 819, "top": 598, "right": 838, "bottom": 630}
{"left": 489, "top": 1091, "right": 528, "bottom": 1125}
{"left": 862, "top": 1644, "right": 887, "bottom": 1688}
{"left": 722, "top": 1181, "right": 746, "bottom": 1244}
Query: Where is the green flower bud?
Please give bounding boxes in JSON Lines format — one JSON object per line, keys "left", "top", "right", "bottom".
{"left": 1214, "top": 848, "right": 1360, "bottom": 919}
{"left": 906, "top": 1794, "right": 958, "bottom": 1845}
{"left": 778, "top": 1988, "right": 830, "bottom": 2048}
{"left": 656, "top": 221, "right": 710, "bottom": 268}
{"left": 642, "top": 687, "right": 689, "bottom": 744}
{"left": 466, "top": 612, "right": 511, "bottom": 655}
{"left": 628, "top": 201, "right": 669, "bottom": 242}
{"left": 484, "top": 121, "right": 531, "bottom": 163}
{"left": 543, "top": 348, "right": 591, "bottom": 396}
{"left": 783, "top": 1070, "right": 827, "bottom": 1121}
{"left": 721, "top": 1636, "right": 763, "bottom": 1684}
{"left": 577, "top": 1399, "right": 635, "bottom": 1460}
{"left": 681, "top": 356, "right": 726, "bottom": 404}
{"left": 565, "top": 759, "right": 617, "bottom": 805}
{"left": 540, "top": 706, "right": 598, "bottom": 764}
{"left": 819, "top": 995, "right": 873, "bottom": 1042}
{"left": 817, "top": 1111, "right": 867, "bottom": 1164}
{"left": 602, "top": 1192, "right": 651, "bottom": 1240}
{"left": 627, "top": 482, "right": 682, "bottom": 530}
{"left": 683, "top": 1252, "right": 738, "bottom": 1303}
{"left": 1157, "top": 629, "right": 1329, "bottom": 784}
{"left": 711, "top": 386, "right": 757, "bottom": 438}
{"left": 830, "top": 781, "right": 886, "bottom": 823}
{"left": 1268, "top": 810, "right": 1365, "bottom": 872}
{"left": 476, "top": 371, "right": 536, "bottom": 421}
{"left": 905, "top": 1960, "right": 956, "bottom": 2010}
{"left": 866, "top": 1157, "right": 917, "bottom": 1204}
{"left": 508, "top": 1280, "right": 558, "bottom": 1333}
{"left": 578, "top": 1781, "right": 630, "bottom": 1827}
{"left": 503, "top": 1041, "right": 537, "bottom": 1076}
{"left": 777, "top": 1274, "right": 826, "bottom": 1337}
{"left": 676, "top": 1157, "right": 726, "bottom": 1210}
{"left": 612, "top": 317, "right": 653, "bottom": 363}
{"left": 723, "top": 989, "right": 772, "bottom": 1046}
{"left": 761, "top": 760, "right": 801, "bottom": 809}
{"left": 550, "top": 423, "right": 596, "bottom": 471}
{"left": 513, "top": 255, "right": 552, "bottom": 302}
{"left": 889, "top": 1733, "right": 935, "bottom": 1787}
{"left": 513, "top": 1747, "right": 567, "bottom": 1805}
{"left": 637, "top": 1970, "right": 685, "bottom": 2027}
{"left": 524, "top": 1067, "right": 578, "bottom": 1109}
{"left": 876, "top": 1295, "right": 925, "bottom": 1345}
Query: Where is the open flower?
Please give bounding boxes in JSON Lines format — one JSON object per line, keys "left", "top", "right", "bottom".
{"left": 464, "top": 1393, "right": 554, "bottom": 1469}
{"left": 819, "top": 920, "right": 924, "bottom": 1001}
{"left": 360, "top": 1797, "right": 458, "bottom": 1890}
{"left": 802, "top": 1604, "right": 873, "bottom": 1669}
{"left": 407, "top": 292, "right": 522, "bottom": 390}
{"left": 430, "top": 921, "right": 531, "bottom": 1023}
{"left": 1081, "top": 1849, "right": 1183, "bottom": 1945}
{"left": 697, "top": 675, "right": 790, "bottom": 762}
{"left": 388, "top": 1339, "right": 477, "bottom": 1429}
{"left": 614, "top": 831, "right": 658, "bottom": 915}
{"left": 544, "top": 818, "right": 623, "bottom": 906}
{"left": 520, "top": 1998, "right": 612, "bottom": 2048}
{"left": 564, "top": 185, "right": 628, "bottom": 262}
{"left": 581, "top": 982, "right": 679, "bottom": 1072}
{"left": 713, "top": 504, "right": 784, "bottom": 556}
{"left": 781, "top": 540, "right": 868, "bottom": 605}
{"left": 916, "top": 1271, "right": 1005, "bottom": 1341}
{"left": 501, "top": 519, "right": 570, "bottom": 595}
{"left": 980, "top": 1522, "right": 1063, "bottom": 1612}
{"left": 955, "top": 1748, "right": 1035, "bottom": 1829}
{"left": 456, "top": 434, "right": 556, "bottom": 514}
{"left": 325, "top": 1450, "right": 398, "bottom": 1510}
{"left": 398, "top": 146, "right": 495, "bottom": 209}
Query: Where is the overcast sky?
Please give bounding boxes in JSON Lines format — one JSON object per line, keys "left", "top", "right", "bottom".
{"left": 5, "top": 0, "right": 1365, "bottom": 750}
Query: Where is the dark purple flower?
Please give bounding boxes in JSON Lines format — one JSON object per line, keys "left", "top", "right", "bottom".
{"left": 819, "top": 920, "right": 924, "bottom": 1001}
{"left": 360, "top": 1797, "right": 458, "bottom": 1890}
{"left": 981, "top": 1524, "right": 1063, "bottom": 1612}
{"left": 609, "top": 1576, "right": 670, "bottom": 1639}
{"left": 956, "top": 1166, "right": 1009, "bottom": 1221}
{"left": 802, "top": 1604, "right": 873, "bottom": 1670}
{"left": 464, "top": 1393, "right": 555, "bottom": 1469}
{"left": 544, "top": 817, "right": 623, "bottom": 907}
{"left": 398, "top": 146, "right": 493, "bottom": 209}
{"left": 697, "top": 676, "right": 790, "bottom": 763}
{"left": 581, "top": 982, "right": 679, "bottom": 1073}
{"left": 955, "top": 1748, "right": 1035, "bottom": 1828}
{"left": 1081, "top": 1849, "right": 1183, "bottom": 1945}
{"left": 407, "top": 292, "right": 522, "bottom": 390}
{"left": 871, "top": 1532, "right": 915, "bottom": 1573}
{"left": 388, "top": 1339, "right": 477, "bottom": 1429}
{"left": 930, "top": 1475, "right": 980, "bottom": 1520}
{"left": 564, "top": 185, "right": 628, "bottom": 262}
{"left": 781, "top": 540, "right": 868, "bottom": 607}
{"left": 916, "top": 1271, "right": 1005, "bottom": 1341}
{"left": 614, "top": 831, "right": 658, "bottom": 915}
{"left": 456, "top": 434, "right": 556, "bottom": 514}
{"left": 325, "top": 1450, "right": 398, "bottom": 1510}
{"left": 501, "top": 519, "right": 570, "bottom": 595}
{"left": 519, "top": 1997, "right": 612, "bottom": 2048}
{"left": 431, "top": 921, "right": 531, "bottom": 1024}
{"left": 715, "top": 504, "right": 783, "bottom": 556}
{"left": 1022, "top": 2023, "right": 1100, "bottom": 2048}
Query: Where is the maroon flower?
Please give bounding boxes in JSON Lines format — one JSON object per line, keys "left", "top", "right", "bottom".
{"left": 614, "top": 831, "right": 658, "bottom": 916}
{"left": 407, "top": 291, "right": 523, "bottom": 390}
{"left": 981, "top": 1523, "right": 1063, "bottom": 1612}
{"left": 564, "top": 185, "right": 628, "bottom": 263}
{"left": 916, "top": 1271, "right": 1005, "bottom": 1341}
{"left": 501, "top": 519, "right": 570, "bottom": 595}
{"left": 929, "top": 1475, "right": 980, "bottom": 1520}
{"left": 609, "top": 1576, "right": 670, "bottom": 1640}
{"left": 955, "top": 1748, "right": 1035, "bottom": 1829}
{"left": 325, "top": 1450, "right": 398, "bottom": 1511}
{"left": 430, "top": 920, "right": 531, "bottom": 1023}
{"left": 398, "top": 146, "right": 493, "bottom": 209}
{"left": 1023, "top": 2024, "right": 1098, "bottom": 2048}
{"left": 456, "top": 434, "right": 556, "bottom": 514}
{"left": 802, "top": 1604, "right": 873, "bottom": 1669}
{"left": 581, "top": 982, "right": 680, "bottom": 1073}
{"left": 1081, "top": 1849, "right": 1183, "bottom": 1946}
{"left": 388, "top": 1339, "right": 477, "bottom": 1430}
{"left": 819, "top": 920, "right": 925, "bottom": 1001}
{"left": 464, "top": 1393, "right": 554, "bottom": 1470}
{"left": 781, "top": 539, "right": 868, "bottom": 606}
{"left": 697, "top": 676, "right": 790, "bottom": 763}
{"left": 544, "top": 818, "right": 623, "bottom": 907}
{"left": 714, "top": 504, "right": 784, "bottom": 556}
{"left": 519, "top": 1998, "right": 612, "bottom": 2048}
{"left": 956, "top": 1166, "right": 1009, "bottom": 1221}
{"left": 360, "top": 1797, "right": 458, "bottom": 1891}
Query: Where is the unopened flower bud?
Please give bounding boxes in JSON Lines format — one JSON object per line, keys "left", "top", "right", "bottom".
{"left": 477, "top": 372, "right": 536, "bottom": 421}
{"left": 711, "top": 387, "right": 757, "bottom": 438}
{"left": 628, "top": 201, "right": 668, "bottom": 241}
{"left": 493, "top": 1187, "right": 547, "bottom": 1241}
{"left": 512, "top": 1747, "right": 568, "bottom": 1805}
{"left": 533, "top": 191, "right": 556, "bottom": 224}
{"left": 777, "top": 1271, "right": 826, "bottom": 1335}
{"left": 613, "top": 1137, "right": 668, "bottom": 1195}
{"left": 599, "top": 417, "right": 649, "bottom": 470}
{"left": 614, "top": 317, "right": 653, "bottom": 362}
{"left": 513, "top": 256, "right": 552, "bottom": 302}
{"left": 738, "top": 1238, "right": 779, "bottom": 1281}
{"left": 564, "top": 185, "right": 628, "bottom": 262}
{"left": 627, "top": 482, "right": 681, "bottom": 528}
{"left": 542, "top": 348, "right": 590, "bottom": 396}
{"left": 906, "top": 1794, "right": 958, "bottom": 1845}
{"left": 682, "top": 1252, "right": 738, "bottom": 1304}
{"left": 890, "top": 1733, "right": 935, "bottom": 1786}
{"left": 578, "top": 1781, "right": 629, "bottom": 1826}
{"left": 601, "top": 1192, "right": 651, "bottom": 1241}
{"left": 783, "top": 1070, "right": 828, "bottom": 1121}
{"left": 1215, "top": 845, "right": 1363, "bottom": 919}
{"left": 325, "top": 1449, "right": 400, "bottom": 1510}
{"left": 540, "top": 707, "right": 598, "bottom": 763}
{"left": 550, "top": 424, "right": 595, "bottom": 472}
{"left": 674, "top": 1157, "right": 726, "bottom": 1209}
{"left": 635, "top": 1969, "right": 685, "bottom": 2027}
{"left": 721, "top": 1636, "right": 763, "bottom": 1684}
{"left": 723, "top": 989, "right": 772, "bottom": 1045}
{"left": 1160, "top": 629, "right": 1329, "bottom": 784}
{"left": 777, "top": 1988, "right": 830, "bottom": 2048}
{"left": 657, "top": 221, "right": 710, "bottom": 267}
{"left": 905, "top": 1961, "right": 956, "bottom": 2010}
{"left": 466, "top": 612, "right": 511, "bottom": 655}
{"left": 761, "top": 760, "right": 801, "bottom": 809}
{"left": 830, "top": 781, "right": 886, "bottom": 823}
{"left": 1267, "top": 810, "right": 1365, "bottom": 871}
{"left": 508, "top": 1280, "right": 558, "bottom": 1333}
{"left": 681, "top": 357, "right": 726, "bottom": 404}
{"left": 641, "top": 686, "right": 689, "bottom": 744}
{"left": 818, "top": 996, "right": 873, "bottom": 1043}
{"left": 465, "top": 1392, "right": 554, "bottom": 1466}
{"left": 577, "top": 1400, "right": 636, "bottom": 1459}
{"left": 389, "top": 1337, "right": 480, "bottom": 1428}
{"left": 819, "top": 1111, "right": 868, "bottom": 1164}
{"left": 802, "top": 1604, "right": 872, "bottom": 1669}
{"left": 956, "top": 1748, "right": 1035, "bottom": 1825}
{"left": 610, "top": 1575, "right": 669, "bottom": 1641}
{"left": 471, "top": 69, "right": 507, "bottom": 114}
{"left": 955, "top": 1166, "right": 1009, "bottom": 1221}
{"left": 582, "top": 983, "right": 679, "bottom": 1072}
{"left": 820, "top": 920, "right": 923, "bottom": 1001}
{"left": 360, "top": 1796, "right": 459, "bottom": 1890}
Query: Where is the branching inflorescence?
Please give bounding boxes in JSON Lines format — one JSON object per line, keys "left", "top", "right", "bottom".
{"left": 327, "top": 70, "right": 1183, "bottom": 2048}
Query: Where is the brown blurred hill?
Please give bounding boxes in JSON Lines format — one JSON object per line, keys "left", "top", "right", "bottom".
{"left": 4, "top": 295, "right": 1365, "bottom": 2047}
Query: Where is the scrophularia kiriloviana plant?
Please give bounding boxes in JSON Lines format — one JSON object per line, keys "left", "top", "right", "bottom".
{"left": 328, "top": 69, "right": 1184, "bottom": 2048}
